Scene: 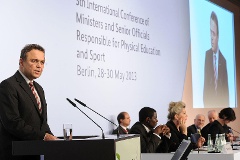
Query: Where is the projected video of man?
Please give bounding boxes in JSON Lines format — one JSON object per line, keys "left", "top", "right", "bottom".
{"left": 203, "top": 11, "right": 229, "bottom": 108}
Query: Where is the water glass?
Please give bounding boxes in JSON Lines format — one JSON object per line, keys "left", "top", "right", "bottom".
{"left": 63, "top": 123, "right": 72, "bottom": 140}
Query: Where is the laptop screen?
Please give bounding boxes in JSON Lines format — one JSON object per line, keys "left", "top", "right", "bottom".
{"left": 171, "top": 139, "right": 192, "bottom": 160}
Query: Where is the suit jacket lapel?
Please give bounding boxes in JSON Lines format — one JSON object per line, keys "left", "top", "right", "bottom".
{"left": 15, "top": 71, "right": 42, "bottom": 117}
{"left": 119, "top": 126, "right": 129, "bottom": 134}
{"left": 194, "top": 125, "right": 198, "bottom": 133}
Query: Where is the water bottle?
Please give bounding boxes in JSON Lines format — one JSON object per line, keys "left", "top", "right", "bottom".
{"left": 217, "top": 134, "right": 223, "bottom": 152}
{"left": 222, "top": 133, "right": 226, "bottom": 145}
{"left": 207, "top": 134, "right": 214, "bottom": 152}
{"left": 214, "top": 134, "right": 219, "bottom": 152}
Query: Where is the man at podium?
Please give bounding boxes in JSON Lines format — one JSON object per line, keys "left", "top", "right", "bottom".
{"left": 0, "top": 44, "right": 57, "bottom": 160}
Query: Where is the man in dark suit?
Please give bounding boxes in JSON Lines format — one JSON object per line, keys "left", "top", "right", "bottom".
{"left": 0, "top": 44, "right": 57, "bottom": 160}
{"left": 201, "top": 110, "right": 218, "bottom": 145}
{"left": 112, "top": 112, "right": 131, "bottom": 134}
{"left": 203, "top": 11, "right": 229, "bottom": 108}
{"left": 129, "top": 107, "right": 171, "bottom": 153}
{"left": 187, "top": 114, "right": 205, "bottom": 137}
{"left": 208, "top": 108, "right": 235, "bottom": 142}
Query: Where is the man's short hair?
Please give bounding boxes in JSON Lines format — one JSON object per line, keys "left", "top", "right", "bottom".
{"left": 195, "top": 114, "right": 205, "bottom": 119}
{"left": 219, "top": 108, "right": 236, "bottom": 121}
{"left": 20, "top": 44, "right": 45, "bottom": 60}
{"left": 117, "top": 112, "right": 126, "bottom": 124}
{"left": 208, "top": 110, "right": 217, "bottom": 115}
{"left": 139, "top": 107, "right": 156, "bottom": 122}
{"left": 210, "top": 11, "right": 219, "bottom": 36}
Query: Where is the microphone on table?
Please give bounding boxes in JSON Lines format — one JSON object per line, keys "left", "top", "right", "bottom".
{"left": 229, "top": 128, "right": 234, "bottom": 134}
{"left": 66, "top": 98, "right": 105, "bottom": 139}
{"left": 230, "top": 128, "right": 240, "bottom": 135}
{"left": 74, "top": 98, "right": 120, "bottom": 138}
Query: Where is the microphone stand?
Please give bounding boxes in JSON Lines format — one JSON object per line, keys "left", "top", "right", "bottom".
{"left": 117, "top": 124, "right": 120, "bottom": 138}
{"left": 74, "top": 98, "right": 120, "bottom": 138}
{"left": 231, "top": 128, "right": 240, "bottom": 134}
{"left": 74, "top": 98, "right": 118, "bottom": 127}
{"left": 66, "top": 98, "right": 105, "bottom": 139}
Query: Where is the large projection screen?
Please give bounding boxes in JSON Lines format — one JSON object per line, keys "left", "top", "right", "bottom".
{"left": 189, "top": 0, "right": 236, "bottom": 108}
{"left": 0, "top": 0, "right": 190, "bottom": 136}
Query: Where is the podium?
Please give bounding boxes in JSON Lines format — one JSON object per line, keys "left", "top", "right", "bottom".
{"left": 12, "top": 134, "right": 140, "bottom": 160}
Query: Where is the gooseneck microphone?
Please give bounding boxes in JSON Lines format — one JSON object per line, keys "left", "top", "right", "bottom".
{"left": 230, "top": 128, "right": 240, "bottom": 134}
{"left": 66, "top": 98, "right": 105, "bottom": 139}
{"left": 74, "top": 98, "right": 120, "bottom": 138}
{"left": 74, "top": 98, "right": 118, "bottom": 127}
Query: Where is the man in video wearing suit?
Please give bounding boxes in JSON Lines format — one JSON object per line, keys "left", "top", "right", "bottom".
{"left": 203, "top": 11, "right": 229, "bottom": 108}
{"left": 0, "top": 44, "right": 57, "bottom": 160}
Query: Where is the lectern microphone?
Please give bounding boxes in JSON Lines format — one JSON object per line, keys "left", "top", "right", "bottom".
{"left": 74, "top": 98, "right": 118, "bottom": 127}
{"left": 230, "top": 128, "right": 240, "bottom": 135}
{"left": 74, "top": 98, "right": 120, "bottom": 138}
{"left": 66, "top": 98, "right": 105, "bottom": 139}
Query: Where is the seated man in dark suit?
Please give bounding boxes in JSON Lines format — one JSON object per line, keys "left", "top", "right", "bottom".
{"left": 208, "top": 108, "right": 236, "bottom": 142}
{"left": 129, "top": 107, "right": 171, "bottom": 153}
{"left": 187, "top": 114, "right": 205, "bottom": 137}
{"left": 112, "top": 112, "right": 131, "bottom": 134}
{"left": 201, "top": 110, "right": 218, "bottom": 145}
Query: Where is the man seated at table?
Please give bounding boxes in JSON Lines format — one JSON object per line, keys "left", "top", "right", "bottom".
{"left": 112, "top": 112, "right": 131, "bottom": 134}
{"left": 130, "top": 107, "right": 171, "bottom": 153}
{"left": 208, "top": 108, "right": 236, "bottom": 142}
{"left": 187, "top": 114, "right": 205, "bottom": 137}
{"left": 201, "top": 110, "right": 218, "bottom": 144}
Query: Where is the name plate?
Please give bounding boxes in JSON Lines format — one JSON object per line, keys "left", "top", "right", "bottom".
{"left": 222, "top": 143, "right": 233, "bottom": 154}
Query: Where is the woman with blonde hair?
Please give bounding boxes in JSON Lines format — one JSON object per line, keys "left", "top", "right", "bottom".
{"left": 158, "top": 101, "right": 205, "bottom": 152}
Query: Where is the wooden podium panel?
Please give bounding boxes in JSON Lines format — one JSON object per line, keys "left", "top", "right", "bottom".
{"left": 12, "top": 135, "right": 140, "bottom": 160}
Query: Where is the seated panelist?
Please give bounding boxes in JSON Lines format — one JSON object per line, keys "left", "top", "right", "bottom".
{"left": 157, "top": 101, "right": 205, "bottom": 153}
{"left": 208, "top": 108, "right": 236, "bottom": 142}
{"left": 187, "top": 114, "right": 205, "bottom": 137}
{"left": 130, "top": 107, "right": 171, "bottom": 153}
{"left": 112, "top": 112, "right": 131, "bottom": 134}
